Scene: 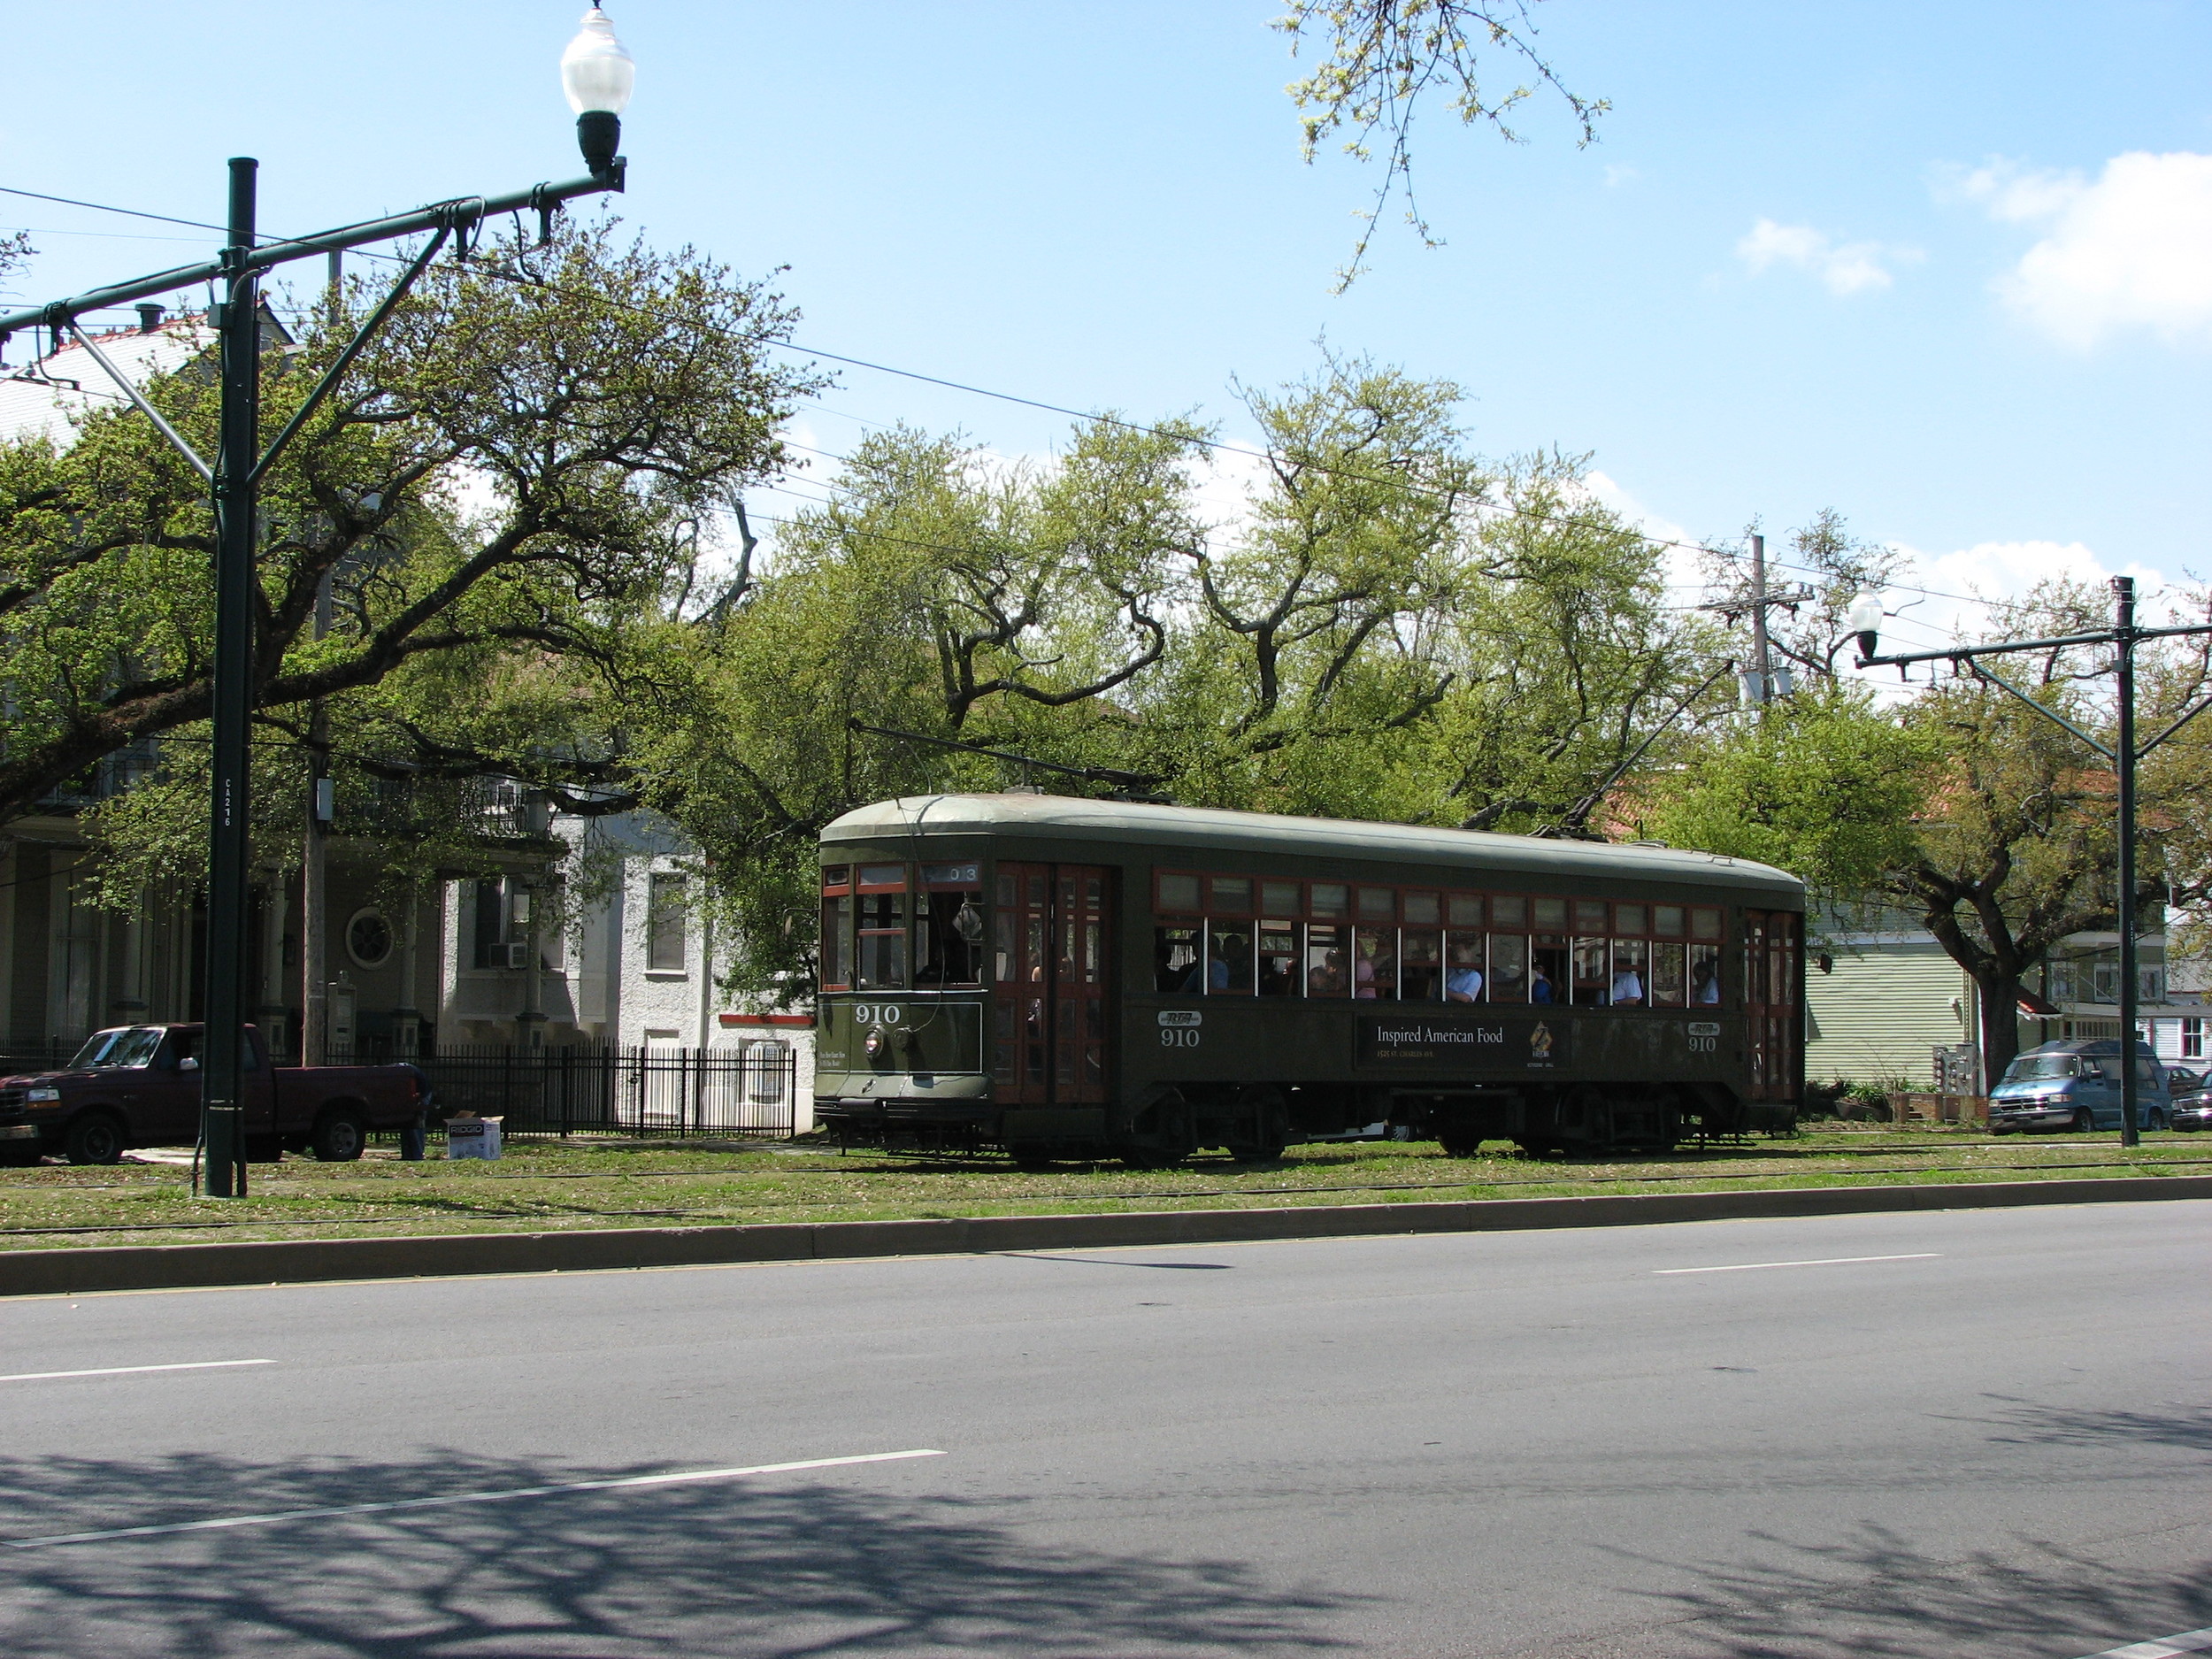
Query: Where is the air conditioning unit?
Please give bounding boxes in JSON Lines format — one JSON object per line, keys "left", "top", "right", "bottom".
{"left": 504, "top": 941, "right": 532, "bottom": 971}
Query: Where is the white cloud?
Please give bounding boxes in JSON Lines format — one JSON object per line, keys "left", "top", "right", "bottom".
{"left": 1602, "top": 164, "right": 1640, "bottom": 188}
{"left": 1736, "top": 217, "right": 1920, "bottom": 296}
{"left": 1951, "top": 151, "right": 2212, "bottom": 348}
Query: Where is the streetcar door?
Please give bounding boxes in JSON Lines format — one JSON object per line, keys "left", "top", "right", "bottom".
{"left": 991, "top": 863, "right": 1113, "bottom": 1105}
{"left": 1055, "top": 866, "right": 1111, "bottom": 1104}
{"left": 994, "top": 864, "right": 1054, "bottom": 1103}
{"left": 1742, "top": 910, "right": 1801, "bottom": 1101}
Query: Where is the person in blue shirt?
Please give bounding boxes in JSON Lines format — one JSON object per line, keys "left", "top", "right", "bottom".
{"left": 1530, "top": 963, "right": 1555, "bottom": 1004}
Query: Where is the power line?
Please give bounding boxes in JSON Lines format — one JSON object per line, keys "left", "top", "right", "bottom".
{"left": 1, "top": 179, "right": 2152, "bottom": 621}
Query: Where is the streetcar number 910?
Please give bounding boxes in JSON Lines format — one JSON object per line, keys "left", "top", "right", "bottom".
{"left": 850, "top": 1004, "right": 902, "bottom": 1025}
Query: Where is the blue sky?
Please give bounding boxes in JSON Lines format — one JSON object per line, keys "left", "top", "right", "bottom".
{"left": 5, "top": 3, "right": 2209, "bottom": 655}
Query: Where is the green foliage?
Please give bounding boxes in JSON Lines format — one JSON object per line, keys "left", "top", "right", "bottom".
{"left": 1647, "top": 684, "right": 1938, "bottom": 897}
{"left": 2, "top": 214, "right": 825, "bottom": 905}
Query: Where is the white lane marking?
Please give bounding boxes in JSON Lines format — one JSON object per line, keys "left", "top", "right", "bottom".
{"left": 5, "top": 1448, "right": 948, "bottom": 1550}
{"left": 0, "top": 1358, "right": 275, "bottom": 1384}
{"left": 2077, "top": 1628, "right": 2212, "bottom": 1658}
{"left": 1654, "top": 1253, "right": 1942, "bottom": 1275}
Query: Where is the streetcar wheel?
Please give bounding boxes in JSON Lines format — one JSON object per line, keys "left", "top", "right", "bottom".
{"left": 1006, "top": 1142, "right": 1056, "bottom": 1170}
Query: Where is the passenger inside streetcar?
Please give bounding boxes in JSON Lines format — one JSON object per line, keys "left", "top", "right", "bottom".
{"left": 1446, "top": 944, "right": 1484, "bottom": 1002}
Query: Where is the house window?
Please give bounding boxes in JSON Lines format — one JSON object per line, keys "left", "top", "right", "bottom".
{"left": 647, "top": 873, "right": 687, "bottom": 973}
{"left": 346, "top": 909, "right": 394, "bottom": 971}
{"left": 472, "top": 879, "right": 512, "bottom": 970}
{"left": 2185, "top": 1018, "right": 2203, "bottom": 1059}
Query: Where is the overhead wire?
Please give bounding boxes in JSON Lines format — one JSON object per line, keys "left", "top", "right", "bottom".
{"left": 3, "top": 179, "right": 2153, "bottom": 626}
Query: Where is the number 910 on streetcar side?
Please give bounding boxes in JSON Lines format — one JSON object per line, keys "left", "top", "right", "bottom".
{"left": 814, "top": 794, "right": 1805, "bottom": 1163}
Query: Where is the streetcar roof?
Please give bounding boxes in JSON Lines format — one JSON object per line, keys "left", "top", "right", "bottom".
{"left": 823, "top": 794, "right": 1804, "bottom": 903}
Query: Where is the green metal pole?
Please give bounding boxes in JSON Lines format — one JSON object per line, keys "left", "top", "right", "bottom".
{"left": 2115, "top": 576, "right": 2141, "bottom": 1150}
{"left": 200, "top": 157, "right": 260, "bottom": 1198}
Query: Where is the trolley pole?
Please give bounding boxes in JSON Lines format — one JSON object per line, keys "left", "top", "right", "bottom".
{"left": 1852, "top": 574, "right": 2212, "bottom": 1147}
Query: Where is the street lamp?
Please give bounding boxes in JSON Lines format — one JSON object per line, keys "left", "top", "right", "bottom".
{"left": 562, "top": 7, "right": 636, "bottom": 180}
{"left": 1847, "top": 588, "right": 1885, "bottom": 663}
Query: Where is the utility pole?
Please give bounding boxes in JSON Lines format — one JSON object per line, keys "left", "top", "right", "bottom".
{"left": 1854, "top": 574, "right": 2212, "bottom": 1148}
{"left": 1705, "top": 530, "right": 1813, "bottom": 706}
{"left": 1749, "top": 534, "right": 1772, "bottom": 706}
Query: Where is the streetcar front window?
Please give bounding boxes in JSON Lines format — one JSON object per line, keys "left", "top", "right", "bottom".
{"left": 856, "top": 865, "right": 909, "bottom": 990}
{"left": 916, "top": 862, "right": 986, "bottom": 987}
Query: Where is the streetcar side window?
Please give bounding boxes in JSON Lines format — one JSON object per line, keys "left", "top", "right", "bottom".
{"left": 1257, "top": 919, "right": 1299, "bottom": 995}
{"left": 1690, "top": 942, "right": 1724, "bottom": 1005}
{"left": 1210, "top": 876, "right": 1252, "bottom": 915}
{"left": 1571, "top": 936, "right": 1609, "bottom": 1004}
{"left": 1207, "top": 919, "right": 1256, "bottom": 994}
{"left": 1650, "top": 940, "right": 1687, "bottom": 1006}
{"left": 1354, "top": 925, "right": 1396, "bottom": 998}
{"left": 1261, "top": 879, "right": 1302, "bottom": 917}
{"left": 1402, "top": 927, "right": 1443, "bottom": 1000}
{"left": 1156, "top": 925, "right": 1202, "bottom": 993}
{"left": 1306, "top": 924, "right": 1351, "bottom": 995}
{"left": 819, "top": 867, "right": 853, "bottom": 992}
{"left": 1486, "top": 932, "right": 1526, "bottom": 1002}
{"left": 1689, "top": 906, "right": 1724, "bottom": 1007}
{"left": 1156, "top": 872, "right": 1202, "bottom": 912}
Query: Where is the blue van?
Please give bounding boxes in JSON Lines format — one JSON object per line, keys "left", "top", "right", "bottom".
{"left": 1987, "top": 1040, "right": 2171, "bottom": 1133}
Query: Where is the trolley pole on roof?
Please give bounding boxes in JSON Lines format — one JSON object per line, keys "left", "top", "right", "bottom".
{"left": 1849, "top": 575, "right": 2212, "bottom": 1148}
{"left": 0, "top": 9, "right": 638, "bottom": 1194}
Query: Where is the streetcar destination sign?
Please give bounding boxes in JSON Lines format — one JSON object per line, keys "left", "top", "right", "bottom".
{"left": 1356, "top": 1016, "right": 1566, "bottom": 1070}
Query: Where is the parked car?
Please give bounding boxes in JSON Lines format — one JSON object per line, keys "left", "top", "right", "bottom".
{"left": 2163, "top": 1066, "right": 2203, "bottom": 1092}
{"left": 0, "top": 1025, "right": 423, "bottom": 1166}
{"left": 1988, "top": 1040, "right": 2171, "bottom": 1134}
{"left": 2170, "top": 1075, "right": 2212, "bottom": 1133}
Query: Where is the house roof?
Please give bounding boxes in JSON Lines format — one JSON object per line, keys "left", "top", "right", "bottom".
{"left": 0, "top": 319, "right": 215, "bottom": 449}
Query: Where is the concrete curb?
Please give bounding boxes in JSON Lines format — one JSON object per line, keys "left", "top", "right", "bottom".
{"left": 5, "top": 1174, "right": 2210, "bottom": 1297}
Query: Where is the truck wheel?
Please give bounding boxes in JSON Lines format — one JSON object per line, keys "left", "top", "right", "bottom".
{"left": 63, "top": 1113, "right": 126, "bottom": 1166}
{"left": 310, "top": 1109, "right": 369, "bottom": 1163}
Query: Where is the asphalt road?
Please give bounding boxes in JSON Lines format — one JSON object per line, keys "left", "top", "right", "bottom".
{"left": 1, "top": 1201, "right": 2207, "bottom": 1658}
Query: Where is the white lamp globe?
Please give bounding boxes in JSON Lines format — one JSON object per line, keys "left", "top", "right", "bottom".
{"left": 561, "top": 8, "right": 635, "bottom": 115}
{"left": 1847, "top": 588, "right": 1885, "bottom": 659}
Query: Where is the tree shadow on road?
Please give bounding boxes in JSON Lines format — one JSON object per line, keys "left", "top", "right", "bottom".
{"left": 0, "top": 1450, "right": 1359, "bottom": 1658}
{"left": 1589, "top": 1520, "right": 2211, "bottom": 1659}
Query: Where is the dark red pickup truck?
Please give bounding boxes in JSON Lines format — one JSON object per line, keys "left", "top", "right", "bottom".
{"left": 0, "top": 1024, "right": 422, "bottom": 1166}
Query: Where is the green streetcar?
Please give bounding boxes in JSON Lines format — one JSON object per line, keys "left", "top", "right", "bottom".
{"left": 814, "top": 794, "right": 1805, "bottom": 1162}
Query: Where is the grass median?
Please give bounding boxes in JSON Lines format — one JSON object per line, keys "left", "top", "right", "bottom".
{"left": 1, "top": 1127, "right": 2206, "bottom": 1250}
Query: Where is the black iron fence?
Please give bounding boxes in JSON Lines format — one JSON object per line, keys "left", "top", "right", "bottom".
{"left": 398, "top": 1044, "right": 799, "bottom": 1141}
